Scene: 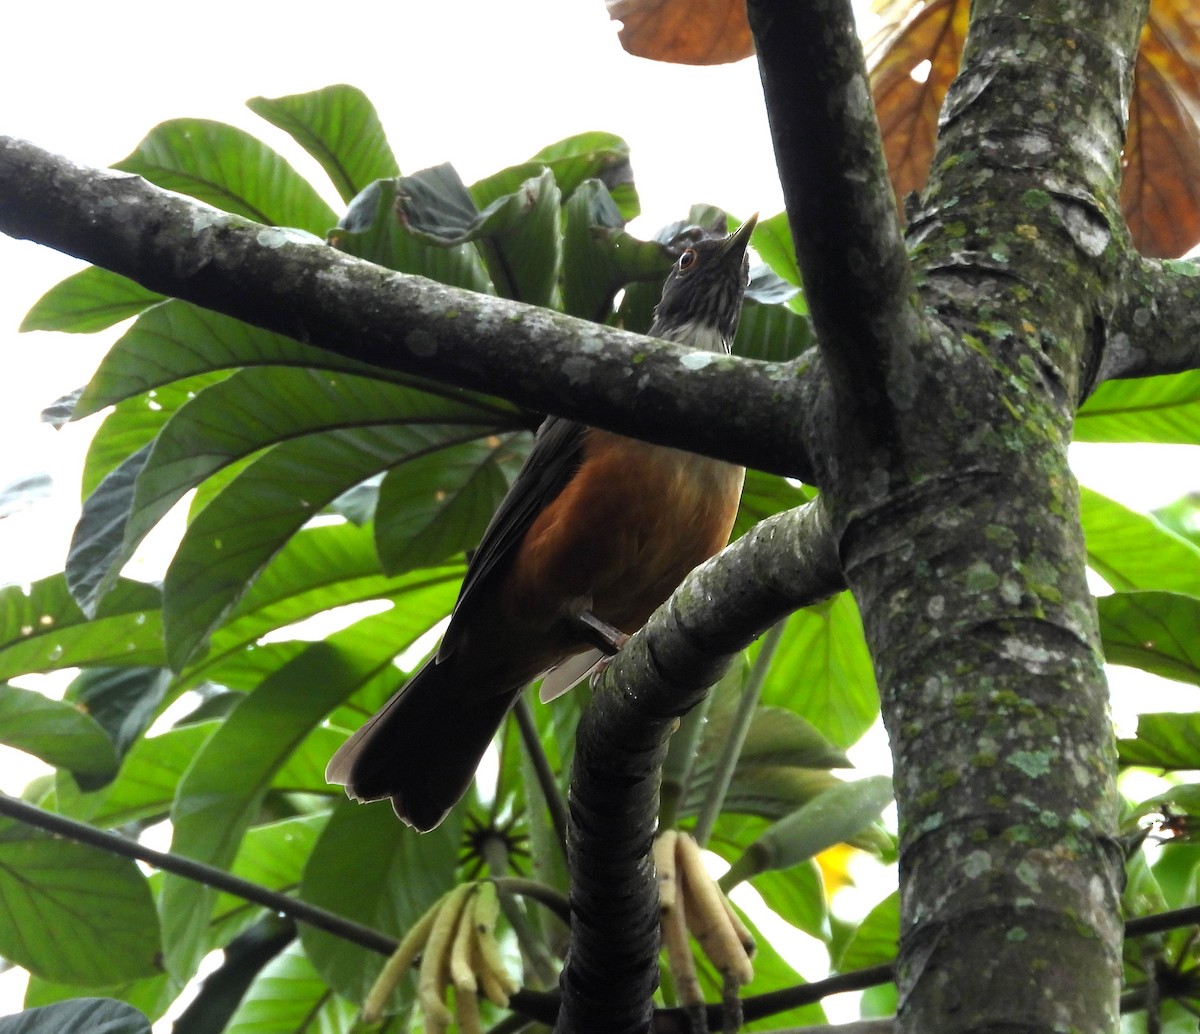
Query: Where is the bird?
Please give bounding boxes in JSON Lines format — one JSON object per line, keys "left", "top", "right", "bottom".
{"left": 326, "top": 214, "right": 757, "bottom": 831}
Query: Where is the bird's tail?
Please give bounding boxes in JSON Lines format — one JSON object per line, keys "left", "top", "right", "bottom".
{"left": 325, "top": 656, "right": 519, "bottom": 832}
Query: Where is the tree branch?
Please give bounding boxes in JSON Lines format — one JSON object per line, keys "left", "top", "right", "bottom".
{"left": 1095, "top": 256, "right": 1200, "bottom": 383}
{"left": 747, "top": 0, "right": 924, "bottom": 452}
{"left": 0, "top": 135, "right": 817, "bottom": 482}
{"left": 556, "top": 500, "right": 844, "bottom": 1034}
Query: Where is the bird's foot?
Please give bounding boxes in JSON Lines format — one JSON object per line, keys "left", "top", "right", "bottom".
{"left": 575, "top": 610, "right": 629, "bottom": 656}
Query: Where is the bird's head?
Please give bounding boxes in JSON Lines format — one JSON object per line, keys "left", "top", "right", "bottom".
{"left": 649, "top": 213, "right": 757, "bottom": 351}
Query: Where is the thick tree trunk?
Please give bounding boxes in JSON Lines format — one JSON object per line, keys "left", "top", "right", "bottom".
{"left": 749, "top": 0, "right": 1148, "bottom": 1030}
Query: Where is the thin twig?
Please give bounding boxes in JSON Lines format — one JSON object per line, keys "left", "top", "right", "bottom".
{"left": 0, "top": 791, "right": 397, "bottom": 955}
{"left": 514, "top": 694, "right": 569, "bottom": 856}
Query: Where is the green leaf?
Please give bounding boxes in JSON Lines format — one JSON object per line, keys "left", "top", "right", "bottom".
{"left": 0, "top": 835, "right": 160, "bottom": 984}
{"left": 1077, "top": 371, "right": 1200, "bottom": 444}
{"left": 80, "top": 372, "right": 232, "bottom": 496}
{"left": 732, "top": 471, "right": 811, "bottom": 541}
{"left": 20, "top": 267, "right": 164, "bottom": 334}
{"left": 375, "top": 434, "right": 523, "bottom": 574}
{"left": 186, "top": 527, "right": 460, "bottom": 687}
{"left": 59, "top": 722, "right": 218, "bottom": 829}
{"left": 332, "top": 178, "right": 493, "bottom": 292}
{"left": 64, "top": 665, "right": 171, "bottom": 761}
{"left": 750, "top": 863, "right": 829, "bottom": 941}
{"left": 0, "top": 998, "right": 151, "bottom": 1034}
{"left": 0, "top": 576, "right": 164, "bottom": 681}
{"left": 721, "top": 775, "right": 894, "bottom": 888}
{"left": 560, "top": 179, "right": 672, "bottom": 323}
{"left": 114, "top": 119, "right": 336, "bottom": 234}
{"left": 1118, "top": 712, "right": 1200, "bottom": 768}
{"left": 223, "top": 942, "right": 360, "bottom": 1034}
{"left": 160, "top": 642, "right": 378, "bottom": 983}
{"left": 1080, "top": 487, "right": 1200, "bottom": 595}
{"left": 759, "top": 595, "right": 880, "bottom": 748}
{"left": 527, "top": 130, "right": 638, "bottom": 217}
{"left": 209, "top": 814, "right": 328, "bottom": 949}
{"left": 300, "top": 799, "right": 460, "bottom": 1011}
{"left": 0, "top": 681, "right": 117, "bottom": 777}
{"left": 751, "top": 210, "right": 802, "bottom": 289}
{"left": 733, "top": 287, "right": 814, "bottom": 362}
{"left": 23, "top": 978, "right": 172, "bottom": 1025}
{"left": 836, "top": 890, "right": 899, "bottom": 971}
{"left": 73, "top": 364, "right": 513, "bottom": 619}
{"left": 1099, "top": 591, "right": 1200, "bottom": 685}
{"left": 247, "top": 85, "right": 399, "bottom": 202}
{"left": 75, "top": 301, "right": 400, "bottom": 419}
{"left": 160, "top": 411, "right": 505, "bottom": 669}
{"left": 399, "top": 164, "right": 562, "bottom": 305}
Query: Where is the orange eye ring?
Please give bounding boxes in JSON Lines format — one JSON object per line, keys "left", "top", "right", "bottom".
{"left": 678, "top": 248, "right": 698, "bottom": 272}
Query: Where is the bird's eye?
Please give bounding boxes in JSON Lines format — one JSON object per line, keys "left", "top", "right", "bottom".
{"left": 678, "top": 248, "right": 698, "bottom": 272}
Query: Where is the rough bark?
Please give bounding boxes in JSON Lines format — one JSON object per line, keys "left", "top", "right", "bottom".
{"left": 749, "top": 0, "right": 1149, "bottom": 1031}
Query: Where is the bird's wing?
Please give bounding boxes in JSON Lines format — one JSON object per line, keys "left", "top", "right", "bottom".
{"left": 439, "top": 416, "right": 588, "bottom": 657}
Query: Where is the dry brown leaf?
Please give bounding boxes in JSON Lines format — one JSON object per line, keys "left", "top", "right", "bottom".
{"left": 869, "top": 0, "right": 969, "bottom": 202}
{"left": 607, "top": 0, "right": 753, "bottom": 65}
{"left": 1122, "top": 51, "right": 1200, "bottom": 257}
{"left": 868, "top": 0, "right": 1200, "bottom": 256}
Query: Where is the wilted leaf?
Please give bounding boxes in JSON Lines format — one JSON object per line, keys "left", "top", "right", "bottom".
{"left": 1123, "top": 49, "right": 1200, "bottom": 257}
{"left": 607, "top": 0, "right": 753, "bottom": 65}
{"left": 869, "top": 0, "right": 1200, "bottom": 256}
{"left": 870, "top": 0, "right": 969, "bottom": 202}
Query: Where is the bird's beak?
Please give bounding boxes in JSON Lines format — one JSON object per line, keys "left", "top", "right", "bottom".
{"left": 719, "top": 212, "right": 758, "bottom": 262}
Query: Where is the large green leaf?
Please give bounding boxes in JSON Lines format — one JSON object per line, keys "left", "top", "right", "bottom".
{"left": 80, "top": 372, "right": 232, "bottom": 496}
{"left": 836, "top": 890, "right": 899, "bottom": 971}
{"left": 398, "top": 164, "right": 562, "bottom": 305}
{"left": 74, "top": 301, "right": 407, "bottom": 419}
{"left": 209, "top": 814, "right": 328, "bottom": 950}
{"left": 247, "top": 84, "right": 399, "bottom": 203}
{"left": 751, "top": 210, "right": 803, "bottom": 290}
{"left": 0, "top": 681, "right": 117, "bottom": 778}
{"left": 20, "top": 267, "right": 164, "bottom": 334}
{"left": 560, "top": 179, "right": 672, "bottom": 323}
{"left": 0, "top": 836, "right": 160, "bottom": 984}
{"left": 71, "top": 364, "right": 513, "bottom": 617}
{"left": 58, "top": 722, "right": 218, "bottom": 829}
{"left": 759, "top": 594, "right": 880, "bottom": 748}
{"left": 331, "top": 177, "right": 493, "bottom": 292}
{"left": 114, "top": 119, "right": 336, "bottom": 234}
{"left": 375, "top": 434, "right": 524, "bottom": 575}
{"left": 1080, "top": 486, "right": 1200, "bottom": 596}
{"left": 63, "top": 665, "right": 171, "bottom": 763}
{"left": 527, "top": 130, "right": 639, "bottom": 218}
{"left": 1118, "top": 711, "right": 1200, "bottom": 768}
{"left": 748, "top": 863, "right": 829, "bottom": 941}
{"left": 223, "top": 942, "right": 361, "bottom": 1034}
{"left": 160, "top": 416, "right": 500, "bottom": 669}
{"left": 1077, "top": 370, "right": 1200, "bottom": 444}
{"left": 299, "top": 799, "right": 460, "bottom": 1012}
{"left": 734, "top": 285, "right": 814, "bottom": 362}
{"left": 0, "top": 999, "right": 151, "bottom": 1034}
{"left": 183, "top": 527, "right": 460, "bottom": 687}
{"left": 1100, "top": 591, "right": 1200, "bottom": 685}
{"left": 732, "top": 471, "right": 811, "bottom": 541}
{"left": 160, "top": 642, "right": 371, "bottom": 983}
{"left": 0, "top": 577, "right": 163, "bottom": 681}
